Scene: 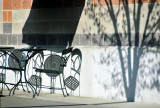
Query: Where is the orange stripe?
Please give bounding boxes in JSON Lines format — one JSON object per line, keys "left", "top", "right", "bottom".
{"left": 12, "top": 0, "right": 22, "bottom": 10}
{"left": 22, "top": 0, "right": 32, "bottom": 9}
{"left": 3, "top": 0, "right": 160, "bottom": 10}
{"left": 3, "top": 0, "right": 12, "bottom": 10}
{"left": 8, "top": 11, "right": 12, "bottom": 22}
{"left": 92, "top": 0, "right": 160, "bottom": 6}
{"left": 3, "top": 11, "right": 7, "bottom": 22}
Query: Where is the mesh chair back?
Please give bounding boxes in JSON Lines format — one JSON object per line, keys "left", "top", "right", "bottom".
{"left": 28, "top": 75, "right": 42, "bottom": 87}
{"left": 44, "top": 55, "right": 64, "bottom": 77}
{"left": 64, "top": 76, "right": 79, "bottom": 91}
{"left": 8, "top": 52, "right": 25, "bottom": 69}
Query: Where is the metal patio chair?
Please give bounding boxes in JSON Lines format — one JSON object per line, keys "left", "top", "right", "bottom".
{"left": 28, "top": 51, "right": 44, "bottom": 96}
{"left": 0, "top": 53, "right": 10, "bottom": 93}
{"left": 0, "top": 51, "right": 26, "bottom": 93}
{"left": 64, "top": 48, "right": 82, "bottom": 95}
{"left": 0, "top": 72, "right": 10, "bottom": 93}
{"left": 34, "top": 47, "right": 73, "bottom": 97}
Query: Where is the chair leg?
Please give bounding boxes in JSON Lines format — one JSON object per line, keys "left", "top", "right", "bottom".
{"left": 4, "top": 83, "right": 10, "bottom": 91}
{"left": 10, "top": 79, "right": 21, "bottom": 96}
{"left": 62, "top": 73, "right": 69, "bottom": 96}
{"left": 25, "top": 83, "right": 30, "bottom": 93}
{"left": 26, "top": 82, "right": 35, "bottom": 98}
{"left": 37, "top": 72, "right": 42, "bottom": 96}
{"left": 15, "top": 73, "right": 19, "bottom": 90}
{"left": 59, "top": 74, "right": 66, "bottom": 97}
{"left": 0, "top": 82, "right": 10, "bottom": 94}
{"left": 37, "top": 84, "right": 41, "bottom": 96}
{"left": 35, "top": 79, "right": 40, "bottom": 96}
{"left": 50, "top": 77, "right": 53, "bottom": 94}
{"left": 21, "top": 82, "right": 26, "bottom": 92}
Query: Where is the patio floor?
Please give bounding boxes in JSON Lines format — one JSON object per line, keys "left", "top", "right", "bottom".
{"left": 0, "top": 89, "right": 160, "bottom": 108}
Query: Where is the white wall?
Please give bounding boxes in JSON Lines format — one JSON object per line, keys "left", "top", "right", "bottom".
{"left": 77, "top": 46, "right": 160, "bottom": 103}
{"left": 1, "top": 46, "right": 160, "bottom": 104}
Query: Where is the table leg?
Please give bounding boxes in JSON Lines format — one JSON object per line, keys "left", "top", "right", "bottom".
{"left": 23, "top": 61, "right": 36, "bottom": 98}
{"left": 9, "top": 70, "right": 22, "bottom": 96}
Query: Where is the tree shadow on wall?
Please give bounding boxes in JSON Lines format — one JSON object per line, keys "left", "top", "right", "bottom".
{"left": 86, "top": 0, "right": 160, "bottom": 102}
{"left": 22, "top": 0, "right": 85, "bottom": 50}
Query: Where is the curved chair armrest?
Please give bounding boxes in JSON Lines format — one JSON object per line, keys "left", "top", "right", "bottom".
{"left": 62, "top": 47, "right": 73, "bottom": 55}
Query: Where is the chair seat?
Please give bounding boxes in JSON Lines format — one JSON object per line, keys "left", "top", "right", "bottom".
{"left": 35, "top": 68, "right": 61, "bottom": 77}
{"left": 0, "top": 66, "right": 24, "bottom": 71}
{"left": 35, "top": 68, "right": 60, "bottom": 74}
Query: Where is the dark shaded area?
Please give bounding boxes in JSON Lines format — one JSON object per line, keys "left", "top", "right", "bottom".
{"left": 31, "top": 0, "right": 85, "bottom": 9}
{"left": 0, "top": 94, "right": 6, "bottom": 97}
{"left": 22, "top": 0, "right": 85, "bottom": 49}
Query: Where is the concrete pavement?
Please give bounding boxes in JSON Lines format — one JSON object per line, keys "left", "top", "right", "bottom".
{"left": 0, "top": 90, "right": 160, "bottom": 108}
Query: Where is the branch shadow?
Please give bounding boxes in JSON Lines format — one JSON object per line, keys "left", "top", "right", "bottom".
{"left": 87, "top": 0, "right": 160, "bottom": 102}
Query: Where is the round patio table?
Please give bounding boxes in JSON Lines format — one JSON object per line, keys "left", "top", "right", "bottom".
{"left": 0, "top": 47, "right": 46, "bottom": 98}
